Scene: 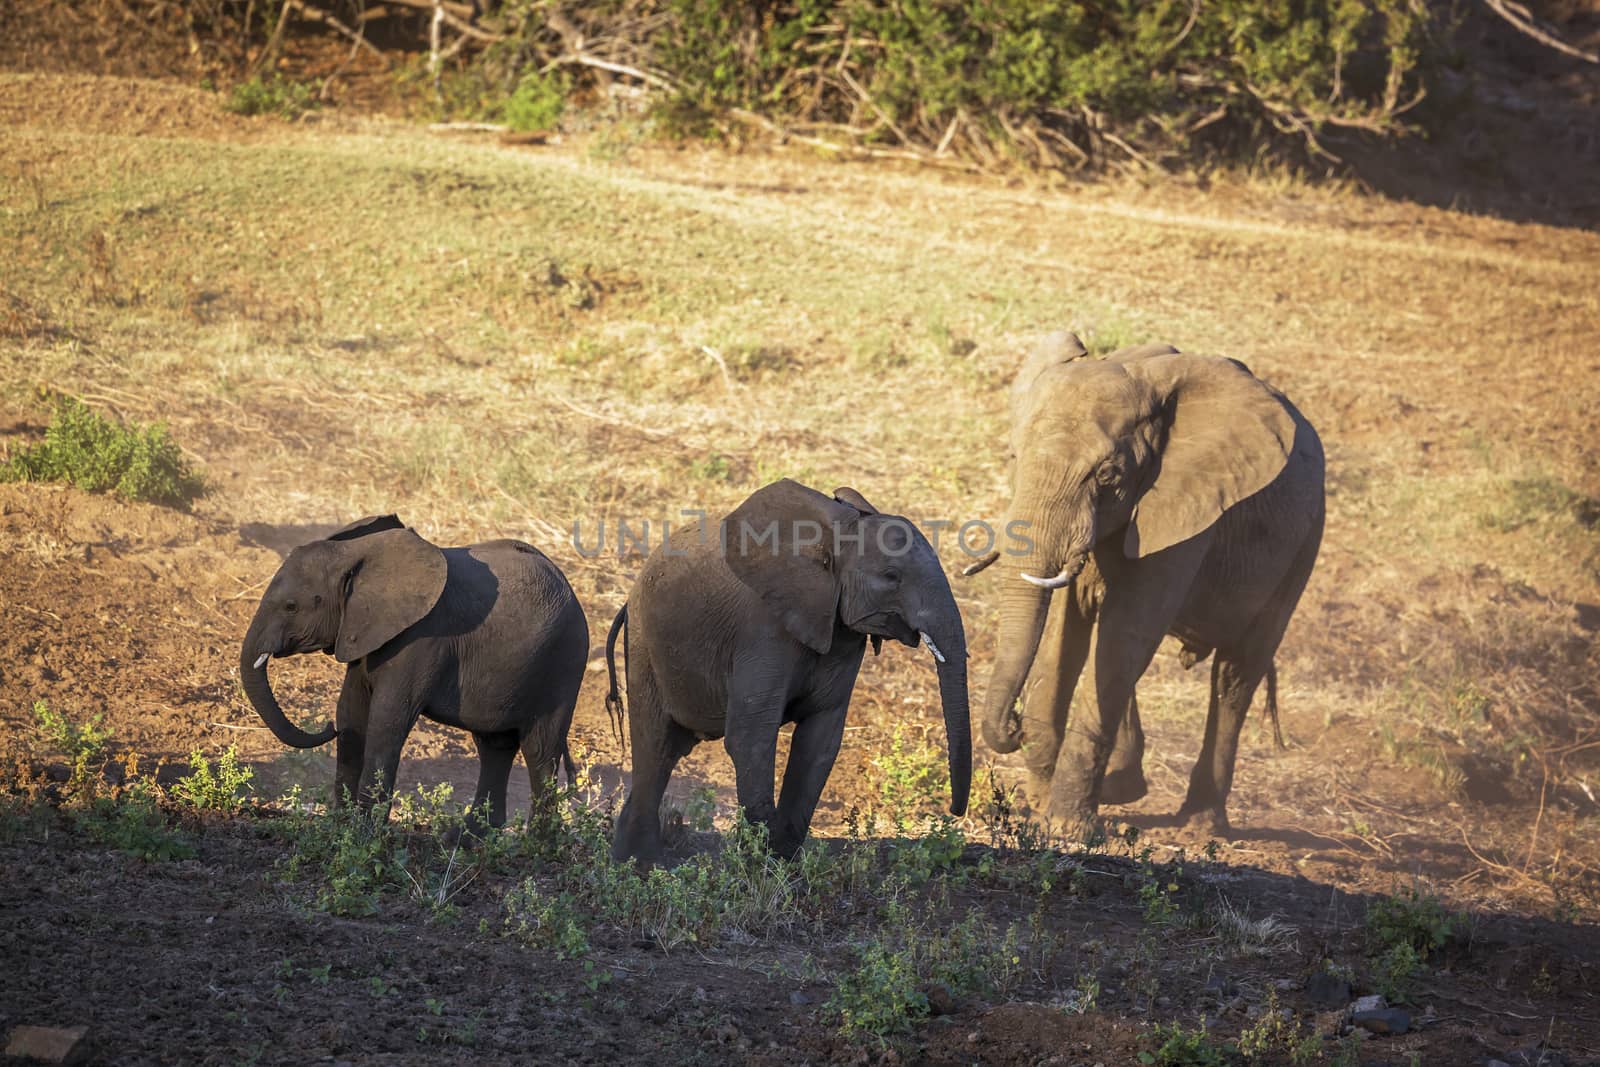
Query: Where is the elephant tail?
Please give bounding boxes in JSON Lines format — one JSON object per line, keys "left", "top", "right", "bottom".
{"left": 604, "top": 604, "right": 627, "bottom": 756}
{"left": 1264, "top": 661, "right": 1286, "bottom": 750}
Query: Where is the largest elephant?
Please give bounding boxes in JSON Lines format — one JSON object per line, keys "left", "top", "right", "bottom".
{"left": 977, "top": 332, "right": 1324, "bottom": 837}
{"left": 606, "top": 479, "right": 971, "bottom": 863}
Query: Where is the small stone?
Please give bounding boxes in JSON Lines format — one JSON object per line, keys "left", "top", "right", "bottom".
{"left": 1204, "top": 973, "right": 1238, "bottom": 997}
{"left": 966, "top": 1032, "right": 980, "bottom": 1044}
{"left": 1352, "top": 1007, "right": 1411, "bottom": 1036}
{"left": 1155, "top": 996, "right": 1172, "bottom": 1009}
{"left": 4, "top": 1025, "right": 89, "bottom": 1065}
{"left": 1305, "top": 971, "right": 1351, "bottom": 1008}
{"left": 1351, "top": 994, "right": 1387, "bottom": 1013}
{"left": 1274, "top": 978, "right": 1297, "bottom": 992}
{"left": 1486, "top": 1060, "right": 1513, "bottom": 1067}
{"left": 788, "top": 991, "right": 811, "bottom": 1007}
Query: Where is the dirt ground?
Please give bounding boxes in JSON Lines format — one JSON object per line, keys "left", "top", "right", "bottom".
{"left": 3, "top": 12, "right": 1600, "bottom": 1065}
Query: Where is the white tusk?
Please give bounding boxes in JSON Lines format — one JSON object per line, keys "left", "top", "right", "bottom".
{"left": 1021, "top": 565, "right": 1077, "bottom": 589}
{"left": 253, "top": 652, "right": 271, "bottom": 670}
{"left": 920, "top": 631, "right": 946, "bottom": 664}
{"left": 961, "top": 551, "right": 1001, "bottom": 577}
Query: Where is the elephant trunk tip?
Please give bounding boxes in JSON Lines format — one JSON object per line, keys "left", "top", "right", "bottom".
{"left": 981, "top": 713, "right": 1024, "bottom": 755}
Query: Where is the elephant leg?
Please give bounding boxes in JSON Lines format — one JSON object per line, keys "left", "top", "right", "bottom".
{"left": 333, "top": 665, "right": 370, "bottom": 810}
{"left": 1100, "top": 689, "right": 1148, "bottom": 806}
{"left": 611, "top": 662, "right": 696, "bottom": 864}
{"left": 773, "top": 702, "right": 849, "bottom": 859}
{"left": 1049, "top": 541, "right": 1208, "bottom": 834}
{"left": 1176, "top": 654, "right": 1267, "bottom": 835}
{"left": 356, "top": 692, "right": 418, "bottom": 821}
{"left": 463, "top": 729, "right": 519, "bottom": 838}
{"left": 1020, "top": 584, "right": 1094, "bottom": 809}
{"left": 722, "top": 685, "right": 787, "bottom": 843}
{"left": 1177, "top": 526, "right": 1320, "bottom": 834}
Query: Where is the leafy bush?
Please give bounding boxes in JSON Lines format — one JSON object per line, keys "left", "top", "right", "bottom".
{"left": 872, "top": 725, "right": 949, "bottom": 825}
{"left": 503, "top": 70, "right": 568, "bottom": 131}
{"left": 1364, "top": 884, "right": 1459, "bottom": 1000}
{"left": 463, "top": 0, "right": 1436, "bottom": 171}
{"left": 1139, "top": 1021, "right": 1231, "bottom": 1066}
{"left": 3, "top": 397, "right": 206, "bottom": 508}
{"left": 79, "top": 784, "right": 196, "bottom": 862}
{"left": 173, "top": 746, "right": 254, "bottom": 813}
{"left": 34, "top": 700, "right": 111, "bottom": 766}
{"left": 225, "top": 75, "right": 318, "bottom": 119}
{"left": 830, "top": 938, "right": 928, "bottom": 1038}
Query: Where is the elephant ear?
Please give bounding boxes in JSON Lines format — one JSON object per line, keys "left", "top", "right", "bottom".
{"left": 1121, "top": 352, "right": 1297, "bottom": 559}
{"left": 1105, "top": 341, "right": 1180, "bottom": 364}
{"left": 327, "top": 514, "right": 406, "bottom": 542}
{"left": 722, "top": 479, "right": 851, "bottom": 655}
{"left": 832, "top": 486, "right": 879, "bottom": 516}
{"left": 332, "top": 528, "right": 448, "bottom": 662}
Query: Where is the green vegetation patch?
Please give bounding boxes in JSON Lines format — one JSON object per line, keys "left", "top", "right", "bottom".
{"left": 2, "top": 396, "right": 206, "bottom": 508}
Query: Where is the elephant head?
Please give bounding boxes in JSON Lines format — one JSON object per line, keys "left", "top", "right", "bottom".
{"left": 239, "top": 514, "right": 448, "bottom": 749}
{"left": 981, "top": 345, "right": 1297, "bottom": 753}
{"left": 722, "top": 479, "right": 972, "bottom": 816}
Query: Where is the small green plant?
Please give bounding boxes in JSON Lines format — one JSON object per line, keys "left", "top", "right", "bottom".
{"left": 3, "top": 397, "right": 205, "bottom": 508}
{"left": 681, "top": 785, "right": 718, "bottom": 832}
{"left": 225, "top": 75, "right": 317, "bottom": 119}
{"left": 829, "top": 938, "right": 928, "bottom": 1038}
{"left": 503, "top": 71, "right": 567, "bottom": 132}
{"left": 1065, "top": 973, "right": 1100, "bottom": 1014}
{"left": 503, "top": 881, "right": 594, "bottom": 959}
{"left": 173, "top": 746, "right": 254, "bottom": 813}
{"left": 687, "top": 451, "right": 735, "bottom": 482}
{"left": 1364, "top": 884, "right": 1458, "bottom": 1001}
{"left": 33, "top": 700, "right": 112, "bottom": 788}
{"left": 872, "top": 726, "right": 949, "bottom": 825}
{"left": 1237, "top": 991, "right": 1321, "bottom": 1063}
{"left": 1139, "top": 1020, "right": 1231, "bottom": 1066}
{"left": 79, "top": 784, "right": 196, "bottom": 862}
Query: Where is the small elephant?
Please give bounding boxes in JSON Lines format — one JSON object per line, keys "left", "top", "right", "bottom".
{"left": 239, "top": 514, "right": 589, "bottom": 832}
{"left": 976, "top": 332, "right": 1324, "bottom": 837}
{"left": 605, "top": 479, "right": 971, "bottom": 863}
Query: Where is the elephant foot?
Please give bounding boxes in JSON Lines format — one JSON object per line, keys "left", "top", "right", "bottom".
{"left": 1176, "top": 802, "right": 1231, "bottom": 839}
{"left": 1099, "top": 766, "right": 1149, "bottom": 806}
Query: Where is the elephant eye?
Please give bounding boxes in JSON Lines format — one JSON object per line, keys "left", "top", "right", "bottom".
{"left": 883, "top": 568, "right": 901, "bottom": 584}
{"left": 1095, "top": 461, "right": 1120, "bottom": 486}
{"left": 284, "top": 600, "right": 298, "bottom": 614}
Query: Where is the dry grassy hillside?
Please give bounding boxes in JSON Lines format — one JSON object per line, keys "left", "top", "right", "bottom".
{"left": 2, "top": 72, "right": 1599, "bottom": 1065}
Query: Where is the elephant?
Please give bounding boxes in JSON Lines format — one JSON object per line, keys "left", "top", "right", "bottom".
{"left": 604, "top": 479, "right": 971, "bottom": 863}
{"left": 974, "top": 331, "right": 1324, "bottom": 837}
{"left": 239, "top": 514, "right": 589, "bottom": 833}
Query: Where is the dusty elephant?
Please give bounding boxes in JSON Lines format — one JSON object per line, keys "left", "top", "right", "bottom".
{"left": 605, "top": 479, "right": 971, "bottom": 863}
{"left": 239, "top": 514, "right": 589, "bottom": 832}
{"left": 974, "top": 332, "right": 1324, "bottom": 836}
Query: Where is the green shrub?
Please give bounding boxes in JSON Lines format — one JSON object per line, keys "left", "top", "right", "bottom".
{"left": 1364, "top": 884, "right": 1458, "bottom": 1001}
{"left": 79, "top": 784, "right": 196, "bottom": 862}
{"left": 34, "top": 700, "right": 111, "bottom": 766}
{"left": 173, "top": 746, "right": 254, "bottom": 813}
{"left": 475, "top": 0, "right": 1434, "bottom": 169}
{"left": 3, "top": 397, "right": 206, "bottom": 508}
{"left": 504, "top": 70, "right": 568, "bottom": 131}
{"left": 225, "top": 75, "right": 318, "bottom": 119}
{"left": 829, "top": 939, "right": 928, "bottom": 1038}
{"left": 1140, "top": 1021, "right": 1231, "bottom": 1066}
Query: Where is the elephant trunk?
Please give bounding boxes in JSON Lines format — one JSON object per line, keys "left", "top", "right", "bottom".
{"left": 981, "top": 500, "right": 1091, "bottom": 755}
{"left": 239, "top": 611, "right": 336, "bottom": 749}
{"left": 925, "top": 624, "right": 972, "bottom": 817}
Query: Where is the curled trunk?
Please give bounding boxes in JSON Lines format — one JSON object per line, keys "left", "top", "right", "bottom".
{"left": 239, "top": 614, "right": 336, "bottom": 749}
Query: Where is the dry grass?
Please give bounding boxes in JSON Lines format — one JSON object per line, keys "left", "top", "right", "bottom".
{"left": 3, "top": 74, "right": 1599, "bottom": 914}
